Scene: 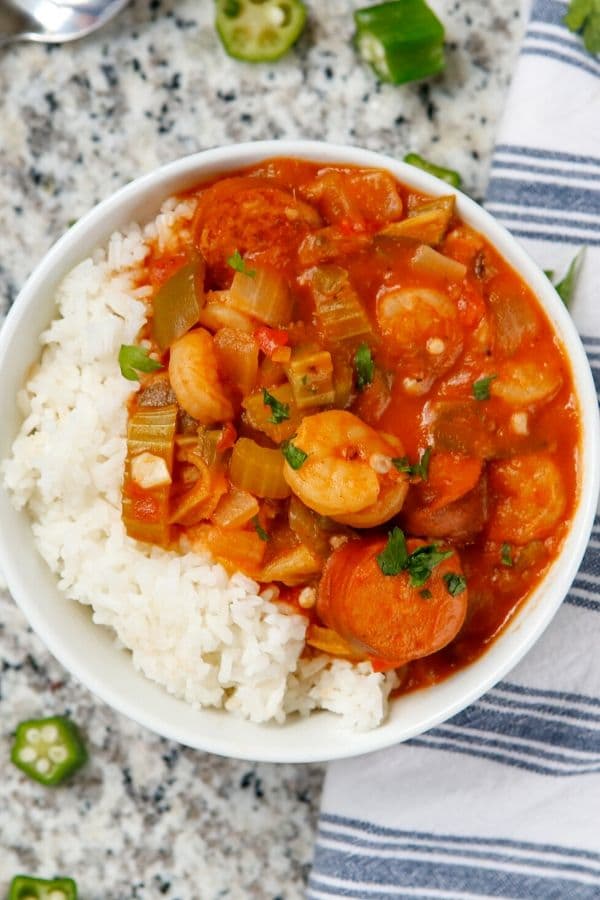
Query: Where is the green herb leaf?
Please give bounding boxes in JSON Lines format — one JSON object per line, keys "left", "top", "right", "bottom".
{"left": 282, "top": 441, "right": 308, "bottom": 470}
{"left": 376, "top": 527, "right": 452, "bottom": 586}
{"left": 227, "top": 249, "right": 256, "bottom": 278}
{"left": 543, "top": 269, "right": 555, "bottom": 281}
{"left": 553, "top": 248, "right": 586, "bottom": 307}
{"left": 407, "top": 544, "right": 453, "bottom": 587}
{"left": 376, "top": 527, "right": 409, "bottom": 576}
{"left": 404, "top": 153, "right": 462, "bottom": 189}
{"left": 392, "top": 447, "right": 432, "bottom": 480}
{"left": 391, "top": 456, "right": 412, "bottom": 474}
{"left": 420, "top": 588, "right": 432, "bottom": 599}
{"left": 354, "top": 343, "right": 375, "bottom": 391}
{"left": 252, "top": 516, "right": 270, "bottom": 542}
{"left": 473, "top": 374, "right": 497, "bottom": 401}
{"left": 262, "top": 388, "right": 290, "bottom": 424}
{"left": 443, "top": 572, "right": 467, "bottom": 596}
{"left": 118, "top": 345, "right": 163, "bottom": 381}
{"left": 564, "top": 0, "right": 600, "bottom": 53}
{"left": 501, "top": 543, "right": 513, "bottom": 567}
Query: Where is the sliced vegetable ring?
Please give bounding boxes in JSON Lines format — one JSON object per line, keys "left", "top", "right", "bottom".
{"left": 216, "top": 0, "right": 307, "bottom": 62}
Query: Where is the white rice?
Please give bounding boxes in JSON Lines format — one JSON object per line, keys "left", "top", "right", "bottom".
{"left": 2, "top": 198, "right": 397, "bottom": 731}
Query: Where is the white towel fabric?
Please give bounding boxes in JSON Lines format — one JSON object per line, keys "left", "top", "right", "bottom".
{"left": 309, "top": 1, "right": 600, "bottom": 897}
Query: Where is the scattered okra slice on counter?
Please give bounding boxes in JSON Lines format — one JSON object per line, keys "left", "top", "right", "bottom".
{"left": 354, "top": 0, "right": 445, "bottom": 85}
{"left": 11, "top": 715, "right": 87, "bottom": 786}
{"left": 8, "top": 875, "right": 78, "bottom": 900}
{"left": 215, "top": 0, "right": 307, "bottom": 62}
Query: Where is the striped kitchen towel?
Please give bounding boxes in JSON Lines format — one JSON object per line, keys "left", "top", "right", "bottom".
{"left": 309, "top": 1, "right": 600, "bottom": 897}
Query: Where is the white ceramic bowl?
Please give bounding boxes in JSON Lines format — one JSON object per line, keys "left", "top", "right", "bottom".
{"left": 1, "top": 141, "right": 598, "bottom": 763}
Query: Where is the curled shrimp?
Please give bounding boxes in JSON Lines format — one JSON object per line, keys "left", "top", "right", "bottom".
{"left": 488, "top": 453, "right": 566, "bottom": 544}
{"left": 168, "top": 327, "right": 234, "bottom": 425}
{"left": 491, "top": 359, "right": 562, "bottom": 408}
{"left": 282, "top": 410, "right": 409, "bottom": 527}
{"left": 376, "top": 286, "right": 462, "bottom": 379}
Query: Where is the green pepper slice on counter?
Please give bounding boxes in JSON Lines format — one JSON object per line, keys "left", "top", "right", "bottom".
{"left": 354, "top": 0, "right": 445, "bottom": 85}
{"left": 404, "top": 153, "right": 463, "bottom": 189}
{"left": 215, "top": 0, "right": 307, "bottom": 62}
{"left": 8, "top": 875, "right": 78, "bottom": 900}
{"left": 11, "top": 716, "right": 87, "bottom": 786}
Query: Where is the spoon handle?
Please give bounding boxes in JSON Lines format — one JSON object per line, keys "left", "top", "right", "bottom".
{"left": 0, "top": 2, "right": 32, "bottom": 45}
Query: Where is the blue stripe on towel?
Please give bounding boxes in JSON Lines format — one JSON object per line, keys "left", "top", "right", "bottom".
{"left": 310, "top": 816, "right": 600, "bottom": 898}
{"left": 496, "top": 680, "right": 600, "bottom": 711}
{"left": 493, "top": 145, "right": 600, "bottom": 169}
{"left": 486, "top": 178, "right": 600, "bottom": 216}
{"left": 483, "top": 206, "right": 600, "bottom": 234}
{"left": 520, "top": 46, "right": 600, "bottom": 79}
{"left": 319, "top": 815, "right": 600, "bottom": 864}
{"left": 309, "top": 848, "right": 600, "bottom": 898}
{"left": 490, "top": 160, "right": 600, "bottom": 183}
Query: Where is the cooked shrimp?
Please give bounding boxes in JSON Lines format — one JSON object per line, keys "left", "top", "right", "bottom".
{"left": 491, "top": 359, "right": 562, "bottom": 408}
{"left": 168, "top": 328, "right": 234, "bottom": 425}
{"left": 282, "top": 410, "right": 409, "bottom": 527}
{"left": 488, "top": 453, "right": 566, "bottom": 544}
{"left": 376, "top": 286, "right": 462, "bottom": 378}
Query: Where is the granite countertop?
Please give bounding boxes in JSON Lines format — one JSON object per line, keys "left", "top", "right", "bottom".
{"left": 0, "top": 1, "right": 522, "bottom": 896}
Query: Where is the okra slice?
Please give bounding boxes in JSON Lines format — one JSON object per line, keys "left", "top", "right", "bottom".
{"left": 8, "top": 875, "right": 78, "bottom": 900}
{"left": 354, "top": 0, "right": 445, "bottom": 85}
{"left": 215, "top": 0, "right": 307, "bottom": 62}
{"left": 11, "top": 716, "right": 87, "bottom": 786}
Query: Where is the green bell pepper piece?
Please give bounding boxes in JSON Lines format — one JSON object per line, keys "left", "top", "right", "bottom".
{"left": 11, "top": 716, "right": 87, "bottom": 786}
{"left": 151, "top": 255, "right": 203, "bottom": 351}
{"left": 8, "top": 875, "right": 78, "bottom": 900}
{"left": 354, "top": 0, "right": 445, "bottom": 85}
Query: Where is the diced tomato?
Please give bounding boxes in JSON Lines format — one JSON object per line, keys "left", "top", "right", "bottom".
{"left": 147, "top": 252, "right": 188, "bottom": 290}
{"left": 216, "top": 422, "right": 237, "bottom": 452}
{"left": 254, "top": 325, "right": 289, "bottom": 357}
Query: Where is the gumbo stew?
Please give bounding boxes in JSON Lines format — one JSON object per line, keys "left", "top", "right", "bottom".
{"left": 121, "top": 158, "right": 579, "bottom": 692}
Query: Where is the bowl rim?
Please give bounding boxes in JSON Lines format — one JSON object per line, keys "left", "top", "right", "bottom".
{"left": 1, "top": 140, "right": 598, "bottom": 763}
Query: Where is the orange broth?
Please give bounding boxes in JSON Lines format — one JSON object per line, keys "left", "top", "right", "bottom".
{"left": 126, "top": 157, "right": 580, "bottom": 696}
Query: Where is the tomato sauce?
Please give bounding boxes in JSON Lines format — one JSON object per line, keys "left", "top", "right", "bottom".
{"left": 126, "top": 158, "right": 580, "bottom": 698}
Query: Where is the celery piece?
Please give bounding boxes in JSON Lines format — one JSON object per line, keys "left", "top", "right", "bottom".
{"left": 354, "top": 1, "right": 445, "bottom": 85}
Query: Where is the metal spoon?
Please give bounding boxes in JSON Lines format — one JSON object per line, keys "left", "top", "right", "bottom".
{"left": 0, "top": 0, "right": 129, "bottom": 48}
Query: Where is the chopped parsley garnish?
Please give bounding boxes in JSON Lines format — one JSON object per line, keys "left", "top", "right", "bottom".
{"left": 408, "top": 544, "right": 453, "bottom": 587}
{"left": 262, "top": 388, "right": 290, "bottom": 424}
{"left": 252, "top": 516, "right": 270, "bottom": 542}
{"left": 473, "top": 374, "right": 497, "bottom": 401}
{"left": 376, "top": 527, "right": 409, "bottom": 575}
{"left": 547, "top": 248, "right": 586, "bottom": 307}
{"left": 354, "top": 343, "right": 375, "bottom": 391}
{"left": 564, "top": 1, "right": 600, "bottom": 54}
{"left": 443, "top": 572, "right": 467, "bottom": 597}
{"left": 376, "top": 527, "right": 453, "bottom": 586}
{"left": 118, "top": 344, "right": 163, "bottom": 381}
{"left": 282, "top": 440, "right": 308, "bottom": 470}
{"left": 420, "top": 588, "right": 432, "bottom": 600}
{"left": 501, "top": 543, "right": 513, "bottom": 567}
{"left": 227, "top": 249, "right": 256, "bottom": 278}
{"left": 392, "top": 446, "right": 432, "bottom": 480}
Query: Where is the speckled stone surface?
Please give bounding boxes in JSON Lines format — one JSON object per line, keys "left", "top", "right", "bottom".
{"left": 0, "top": 1, "right": 522, "bottom": 896}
